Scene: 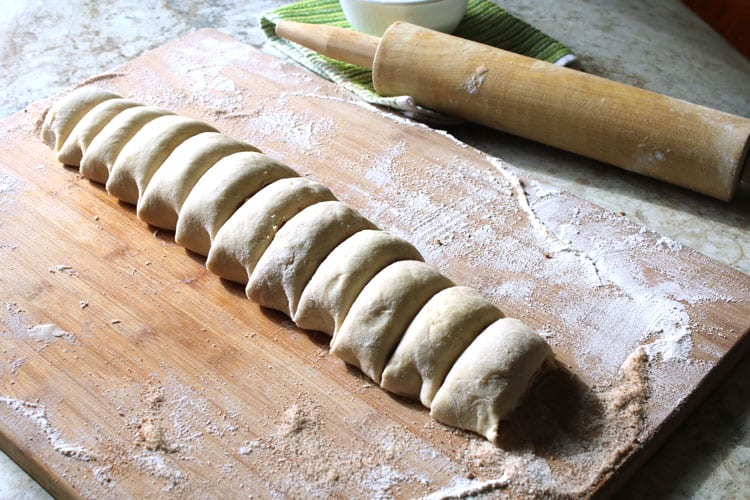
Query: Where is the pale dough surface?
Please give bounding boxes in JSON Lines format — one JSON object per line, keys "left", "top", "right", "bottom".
{"left": 207, "top": 177, "right": 335, "bottom": 284}
{"left": 80, "top": 106, "right": 173, "bottom": 183}
{"left": 41, "top": 86, "right": 119, "bottom": 152}
{"left": 430, "top": 318, "right": 553, "bottom": 443}
{"left": 247, "top": 200, "right": 376, "bottom": 317}
{"left": 294, "top": 229, "right": 423, "bottom": 336}
{"left": 57, "top": 98, "right": 140, "bottom": 167}
{"left": 106, "top": 115, "right": 216, "bottom": 204}
{"left": 380, "top": 286, "right": 503, "bottom": 407}
{"left": 330, "top": 260, "right": 454, "bottom": 383}
{"left": 175, "top": 151, "right": 297, "bottom": 256}
{"left": 42, "top": 89, "right": 556, "bottom": 443}
{"left": 137, "top": 131, "right": 259, "bottom": 230}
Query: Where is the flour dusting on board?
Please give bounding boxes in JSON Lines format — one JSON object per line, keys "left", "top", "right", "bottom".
{"left": 333, "top": 129, "right": 703, "bottom": 377}
{"left": 0, "top": 171, "right": 24, "bottom": 208}
{"left": 0, "top": 397, "right": 96, "bottom": 462}
{"left": 241, "top": 95, "right": 336, "bottom": 157}
{"left": 28, "top": 323, "right": 74, "bottom": 342}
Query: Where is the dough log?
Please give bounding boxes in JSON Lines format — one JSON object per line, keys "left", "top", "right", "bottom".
{"left": 42, "top": 87, "right": 554, "bottom": 443}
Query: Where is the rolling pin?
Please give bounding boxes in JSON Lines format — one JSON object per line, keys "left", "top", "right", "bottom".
{"left": 275, "top": 20, "right": 750, "bottom": 201}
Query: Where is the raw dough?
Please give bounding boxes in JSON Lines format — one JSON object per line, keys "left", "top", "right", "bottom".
{"left": 247, "top": 200, "right": 376, "bottom": 317}
{"left": 330, "top": 260, "right": 454, "bottom": 383}
{"left": 207, "top": 177, "right": 335, "bottom": 284}
{"left": 43, "top": 89, "right": 555, "bottom": 443}
{"left": 80, "top": 106, "right": 174, "bottom": 183}
{"left": 175, "top": 151, "right": 297, "bottom": 256}
{"left": 106, "top": 115, "right": 217, "bottom": 204}
{"left": 430, "top": 318, "right": 553, "bottom": 442}
{"left": 56, "top": 98, "right": 140, "bottom": 167}
{"left": 380, "top": 286, "right": 503, "bottom": 407}
{"left": 137, "top": 131, "right": 259, "bottom": 230}
{"left": 294, "top": 229, "right": 423, "bottom": 336}
{"left": 41, "top": 87, "right": 119, "bottom": 152}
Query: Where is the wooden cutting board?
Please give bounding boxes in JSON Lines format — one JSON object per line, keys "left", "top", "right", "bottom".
{"left": 1, "top": 29, "right": 748, "bottom": 499}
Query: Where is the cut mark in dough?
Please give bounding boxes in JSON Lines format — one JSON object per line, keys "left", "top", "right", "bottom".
{"left": 80, "top": 106, "right": 174, "bottom": 184}
{"left": 57, "top": 98, "right": 141, "bottom": 167}
{"left": 106, "top": 115, "right": 217, "bottom": 205}
{"left": 294, "top": 229, "right": 424, "bottom": 336}
{"left": 330, "top": 260, "right": 454, "bottom": 383}
{"left": 380, "top": 286, "right": 503, "bottom": 407}
{"left": 137, "top": 131, "right": 260, "bottom": 230}
{"left": 247, "top": 200, "right": 377, "bottom": 318}
{"left": 41, "top": 87, "right": 119, "bottom": 152}
{"left": 175, "top": 151, "right": 297, "bottom": 257}
{"left": 207, "top": 177, "right": 335, "bottom": 284}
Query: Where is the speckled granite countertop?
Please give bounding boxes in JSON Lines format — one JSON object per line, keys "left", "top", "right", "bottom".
{"left": 1, "top": 0, "right": 748, "bottom": 497}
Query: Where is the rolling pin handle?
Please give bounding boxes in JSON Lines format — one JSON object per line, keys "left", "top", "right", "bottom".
{"left": 275, "top": 20, "right": 379, "bottom": 69}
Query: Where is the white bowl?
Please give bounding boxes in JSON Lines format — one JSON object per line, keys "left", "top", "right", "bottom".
{"left": 340, "top": 0, "right": 468, "bottom": 37}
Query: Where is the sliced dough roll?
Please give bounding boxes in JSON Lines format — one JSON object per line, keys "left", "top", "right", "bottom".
{"left": 380, "top": 286, "right": 503, "bottom": 407}
{"left": 57, "top": 98, "right": 141, "bottom": 167}
{"left": 330, "top": 260, "right": 454, "bottom": 383}
{"left": 294, "top": 229, "right": 423, "bottom": 336}
{"left": 136, "top": 131, "right": 259, "bottom": 230}
{"left": 430, "top": 318, "right": 553, "bottom": 443}
{"left": 106, "top": 115, "right": 217, "bottom": 204}
{"left": 247, "top": 200, "right": 377, "bottom": 317}
{"left": 43, "top": 90, "right": 556, "bottom": 444}
{"left": 175, "top": 152, "right": 298, "bottom": 256}
{"left": 80, "top": 106, "right": 174, "bottom": 183}
{"left": 41, "top": 87, "right": 119, "bottom": 152}
{"left": 207, "top": 177, "right": 335, "bottom": 284}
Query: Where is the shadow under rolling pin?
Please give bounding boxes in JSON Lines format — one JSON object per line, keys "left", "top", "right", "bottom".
{"left": 275, "top": 20, "right": 750, "bottom": 202}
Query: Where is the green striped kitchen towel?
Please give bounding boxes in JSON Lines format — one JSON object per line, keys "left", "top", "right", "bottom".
{"left": 260, "top": 0, "right": 577, "bottom": 121}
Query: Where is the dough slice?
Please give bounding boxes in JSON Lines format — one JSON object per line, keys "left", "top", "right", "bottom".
{"left": 136, "top": 131, "right": 259, "bottom": 230}
{"left": 330, "top": 260, "right": 454, "bottom": 383}
{"left": 207, "top": 177, "right": 335, "bottom": 284}
{"left": 106, "top": 115, "right": 217, "bottom": 204}
{"left": 294, "top": 229, "right": 423, "bottom": 336}
{"left": 41, "top": 87, "right": 119, "bottom": 152}
{"left": 430, "top": 318, "right": 553, "bottom": 443}
{"left": 247, "top": 200, "right": 376, "bottom": 317}
{"left": 57, "top": 98, "right": 141, "bottom": 167}
{"left": 80, "top": 106, "right": 174, "bottom": 183}
{"left": 175, "top": 152, "right": 298, "bottom": 256}
{"left": 380, "top": 286, "right": 503, "bottom": 407}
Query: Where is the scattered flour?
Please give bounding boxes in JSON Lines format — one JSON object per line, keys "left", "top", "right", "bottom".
{"left": 27, "top": 323, "right": 73, "bottom": 342}
{"left": 0, "top": 397, "right": 96, "bottom": 462}
{"left": 461, "top": 65, "right": 489, "bottom": 96}
{"left": 0, "top": 171, "right": 23, "bottom": 208}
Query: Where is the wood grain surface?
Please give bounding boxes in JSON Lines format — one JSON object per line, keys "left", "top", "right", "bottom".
{"left": 1, "top": 30, "right": 749, "bottom": 499}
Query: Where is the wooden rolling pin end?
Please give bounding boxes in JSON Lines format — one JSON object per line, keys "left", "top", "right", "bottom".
{"left": 275, "top": 20, "right": 378, "bottom": 69}
{"left": 372, "top": 22, "right": 750, "bottom": 201}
